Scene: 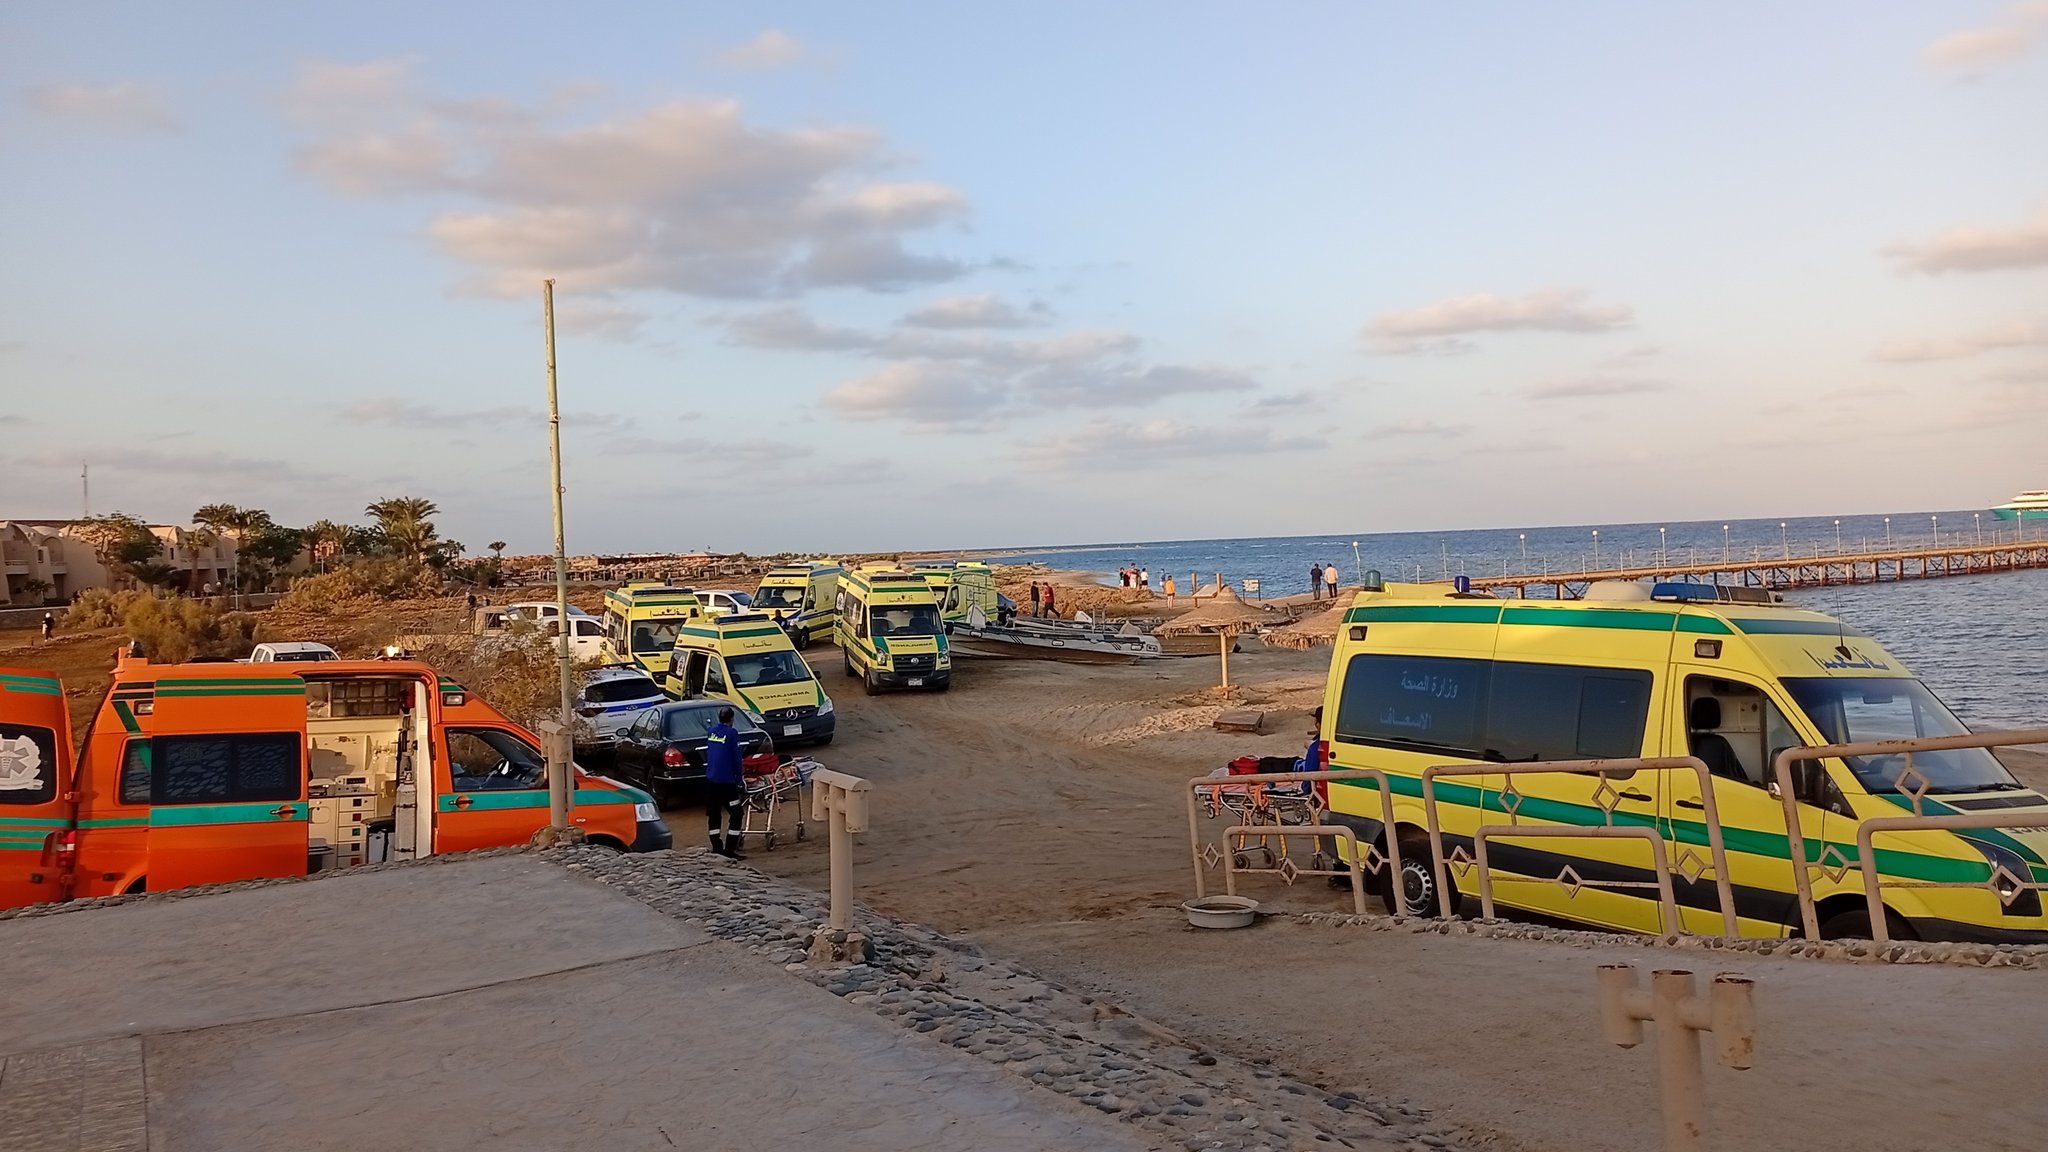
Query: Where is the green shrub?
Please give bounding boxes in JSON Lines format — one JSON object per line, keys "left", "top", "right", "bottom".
{"left": 278, "top": 559, "right": 438, "bottom": 616}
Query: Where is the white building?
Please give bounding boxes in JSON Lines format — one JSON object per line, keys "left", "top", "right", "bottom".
{"left": 0, "top": 520, "right": 238, "bottom": 607}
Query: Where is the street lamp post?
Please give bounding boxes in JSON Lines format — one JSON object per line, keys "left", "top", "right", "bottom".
{"left": 1722, "top": 524, "right": 1730, "bottom": 563}
{"left": 1659, "top": 526, "right": 1667, "bottom": 567}
{"left": 1351, "top": 539, "right": 1361, "bottom": 580}
{"left": 1834, "top": 519, "right": 1841, "bottom": 553}
{"left": 1592, "top": 529, "right": 1601, "bottom": 568}
{"left": 1975, "top": 512, "right": 1982, "bottom": 545}
{"left": 1931, "top": 515, "right": 1939, "bottom": 546}
{"left": 1884, "top": 516, "right": 1891, "bottom": 546}
{"left": 1520, "top": 532, "right": 1527, "bottom": 564}
{"left": 1780, "top": 522, "right": 1789, "bottom": 559}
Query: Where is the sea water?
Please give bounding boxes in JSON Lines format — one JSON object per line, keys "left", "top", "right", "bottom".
{"left": 988, "top": 512, "right": 2048, "bottom": 728}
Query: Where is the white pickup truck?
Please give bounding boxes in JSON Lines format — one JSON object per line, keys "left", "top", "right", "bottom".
{"left": 245, "top": 641, "right": 341, "bottom": 663}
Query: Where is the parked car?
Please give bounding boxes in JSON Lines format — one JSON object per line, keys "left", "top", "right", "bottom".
{"left": 244, "top": 642, "right": 340, "bottom": 663}
{"left": 575, "top": 667, "right": 667, "bottom": 748}
{"left": 612, "top": 699, "right": 778, "bottom": 805}
{"left": 696, "top": 589, "right": 754, "bottom": 617}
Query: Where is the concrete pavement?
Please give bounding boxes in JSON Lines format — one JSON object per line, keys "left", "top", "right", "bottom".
{"left": 0, "top": 856, "right": 1157, "bottom": 1152}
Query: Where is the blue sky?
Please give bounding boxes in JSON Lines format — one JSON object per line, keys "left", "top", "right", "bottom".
{"left": 4, "top": 3, "right": 2045, "bottom": 554}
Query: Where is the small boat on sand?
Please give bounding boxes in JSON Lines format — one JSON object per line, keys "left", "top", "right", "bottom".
{"left": 947, "top": 608, "right": 1162, "bottom": 665}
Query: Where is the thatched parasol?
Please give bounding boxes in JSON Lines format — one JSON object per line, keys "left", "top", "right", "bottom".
{"left": 1153, "top": 587, "right": 1282, "bottom": 687}
{"left": 1263, "top": 601, "right": 1350, "bottom": 650}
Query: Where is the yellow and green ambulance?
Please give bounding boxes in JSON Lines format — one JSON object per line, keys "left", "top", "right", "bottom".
{"left": 835, "top": 565, "right": 950, "bottom": 694}
{"left": 914, "top": 560, "right": 1010, "bottom": 626}
{"left": 663, "top": 612, "right": 835, "bottom": 746}
{"left": 752, "top": 561, "right": 843, "bottom": 648}
{"left": 1321, "top": 577, "right": 2048, "bottom": 943}
{"left": 599, "top": 583, "right": 705, "bottom": 678}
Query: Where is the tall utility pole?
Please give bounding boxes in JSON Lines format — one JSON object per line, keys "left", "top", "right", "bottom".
{"left": 81, "top": 464, "right": 89, "bottom": 517}
{"left": 543, "top": 280, "right": 574, "bottom": 730}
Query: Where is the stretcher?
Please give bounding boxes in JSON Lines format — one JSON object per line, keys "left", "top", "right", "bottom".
{"left": 735, "top": 756, "right": 817, "bottom": 850}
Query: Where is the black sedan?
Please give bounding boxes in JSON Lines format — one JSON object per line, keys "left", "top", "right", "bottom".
{"left": 613, "top": 700, "right": 777, "bottom": 804}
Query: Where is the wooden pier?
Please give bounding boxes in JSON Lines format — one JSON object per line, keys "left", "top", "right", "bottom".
{"left": 1459, "top": 540, "right": 2048, "bottom": 599}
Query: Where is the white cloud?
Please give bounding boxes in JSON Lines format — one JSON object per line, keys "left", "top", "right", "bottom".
{"left": 338, "top": 398, "right": 626, "bottom": 429}
{"left": 25, "top": 83, "right": 178, "bottom": 134}
{"left": 283, "top": 67, "right": 985, "bottom": 299}
{"left": 823, "top": 361, "right": 1007, "bottom": 430}
{"left": 1017, "top": 420, "right": 1324, "bottom": 469}
{"left": 1885, "top": 209, "right": 2048, "bottom": 274}
{"left": 1526, "top": 376, "right": 1669, "bottom": 400}
{"left": 899, "top": 293, "right": 1048, "bottom": 329}
{"left": 1022, "top": 364, "right": 1258, "bottom": 408}
{"left": 1374, "top": 419, "right": 1472, "bottom": 437}
{"left": 1363, "top": 287, "right": 1633, "bottom": 354}
{"left": 1873, "top": 320, "right": 2048, "bottom": 363}
{"left": 718, "top": 29, "right": 807, "bottom": 72}
{"left": 1923, "top": 3, "right": 2048, "bottom": 74}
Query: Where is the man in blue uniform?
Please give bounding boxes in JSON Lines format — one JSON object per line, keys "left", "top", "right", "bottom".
{"left": 705, "top": 706, "right": 746, "bottom": 858}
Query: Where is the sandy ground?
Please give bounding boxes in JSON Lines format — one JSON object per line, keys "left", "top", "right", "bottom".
{"left": 681, "top": 642, "right": 2048, "bottom": 1152}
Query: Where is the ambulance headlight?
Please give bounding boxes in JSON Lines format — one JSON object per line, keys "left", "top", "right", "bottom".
{"left": 633, "top": 802, "right": 659, "bottom": 822}
{"left": 818, "top": 696, "right": 834, "bottom": 715}
{"left": 937, "top": 653, "right": 952, "bottom": 668}
{"left": 744, "top": 711, "right": 765, "bottom": 724}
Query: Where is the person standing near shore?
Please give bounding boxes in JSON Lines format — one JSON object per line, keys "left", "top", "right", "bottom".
{"left": 1309, "top": 562, "right": 1323, "bottom": 599}
{"left": 1139, "top": 567, "right": 1150, "bottom": 593}
{"left": 1030, "top": 581, "right": 1042, "bottom": 616}
{"left": 1325, "top": 563, "right": 1339, "bottom": 600}
{"left": 1163, "top": 574, "right": 1176, "bottom": 604}
{"left": 1042, "top": 584, "right": 1057, "bottom": 619}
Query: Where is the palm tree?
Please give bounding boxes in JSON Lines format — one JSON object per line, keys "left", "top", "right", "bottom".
{"left": 489, "top": 541, "right": 507, "bottom": 560}
{"left": 304, "top": 519, "right": 349, "bottom": 571}
{"left": 193, "top": 504, "right": 272, "bottom": 599}
{"left": 184, "top": 527, "right": 218, "bottom": 594}
{"left": 365, "top": 497, "right": 441, "bottom": 566}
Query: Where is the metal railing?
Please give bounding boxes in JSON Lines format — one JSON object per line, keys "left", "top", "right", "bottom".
{"left": 1185, "top": 769, "right": 1408, "bottom": 916}
{"left": 1219, "top": 824, "right": 1372, "bottom": 915}
{"left": 1422, "top": 757, "right": 1740, "bottom": 938}
{"left": 1773, "top": 728, "right": 2048, "bottom": 940}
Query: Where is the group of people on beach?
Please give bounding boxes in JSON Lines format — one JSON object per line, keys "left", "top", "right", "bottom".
{"left": 1118, "top": 564, "right": 1150, "bottom": 591}
{"left": 1309, "top": 562, "right": 1341, "bottom": 599}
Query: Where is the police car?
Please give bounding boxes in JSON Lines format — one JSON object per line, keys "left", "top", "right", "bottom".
{"left": 575, "top": 666, "right": 669, "bottom": 748}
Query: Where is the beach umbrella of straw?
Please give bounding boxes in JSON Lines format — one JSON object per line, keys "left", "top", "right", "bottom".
{"left": 1263, "top": 601, "right": 1351, "bottom": 650}
{"left": 1152, "top": 587, "right": 1282, "bottom": 687}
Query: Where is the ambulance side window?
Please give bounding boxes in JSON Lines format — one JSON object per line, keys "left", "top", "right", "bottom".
{"left": 705, "top": 659, "right": 728, "bottom": 695}
{"left": 119, "top": 739, "right": 152, "bottom": 804}
{"left": 153, "top": 733, "right": 301, "bottom": 805}
{"left": 0, "top": 722, "right": 59, "bottom": 805}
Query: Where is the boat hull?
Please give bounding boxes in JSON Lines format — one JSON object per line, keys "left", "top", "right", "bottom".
{"left": 1992, "top": 507, "right": 2048, "bottom": 521}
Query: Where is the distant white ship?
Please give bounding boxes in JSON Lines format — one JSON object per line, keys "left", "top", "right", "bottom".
{"left": 1992, "top": 490, "right": 2048, "bottom": 521}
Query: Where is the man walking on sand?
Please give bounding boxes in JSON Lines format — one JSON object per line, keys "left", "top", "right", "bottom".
{"left": 704, "top": 706, "right": 747, "bottom": 859}
{"left": 1325, "top": 563, "right": 1339, "bottom": 600}
{"left": 1310, "top": 562, "right": 1323, "bottom": 600}
{"left": 1042, "top": 584, "right": 1057, "bottom": 619}
{"left": 41, "top": 612, "right": 56, "bottom": 642}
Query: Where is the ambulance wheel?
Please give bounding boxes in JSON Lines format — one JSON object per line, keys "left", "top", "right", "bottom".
{"left": 844, "top": 652, "right": 856, "bottom": 677}
{"left": 1396, "top": 833, "right": 1455, "bottom": 918}
{"left": 1819, "top": 907, "right": 1916, "bottom": 941}
{"left": 863, "top": 668, "right": 880, "bottom": 696}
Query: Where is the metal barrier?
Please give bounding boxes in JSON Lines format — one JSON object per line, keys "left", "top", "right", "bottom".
{"left": 1475, "top": 824, "right": 1680, "bottom": 930}
{"left": 1855, "top": 811, "right": 2048, "bottom": 944}
{"left": 1221, "top": 824, "right": 1371, "bottom": 915}
{"left": 1422, "top": 757, "right": 1740, "bottom": 937}
{"left": 1599, "top": 965, "right": 1756, "bottom": 1152}
{"left": 1772, "top": 728, "right": 2048, "bottom": 940}
{"left": 807, "top": 768, "right": 872, "bottom": 963}
{"left": 1185, "top": 769, "right": 1408, "bottom": 916}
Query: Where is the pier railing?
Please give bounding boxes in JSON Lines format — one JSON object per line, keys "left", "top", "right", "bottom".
{"left": 1450, "top": 539, "right": 2048, "bottom": 598}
